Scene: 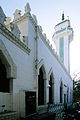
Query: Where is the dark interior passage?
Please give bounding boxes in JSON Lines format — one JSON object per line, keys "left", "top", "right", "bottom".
{"left": 0, "top": 59, "right": 10, "bottom": 92}
{"left": 60, "top": 82, "right": 63, "bottom": 103}
{"left": 38, "top": 67, "right": 44, "bottom": 105}
{"left": 49, "top": 75, "right": 53, "bottom": 104}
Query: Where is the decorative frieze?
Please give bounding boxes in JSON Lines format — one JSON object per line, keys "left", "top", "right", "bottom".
{"left": 32, "top": 14, "right": 37, "bottom": 24}
{"left": 5, "top": 17, "right": 11, "bottom": 26}
{"left": 38, "top": 25, "right": 43, "bottom": 33}
{"left": 43, "top": 33, "right": 47, "bottom": 40}
{"left": 13, "top": 9, "right": 21, "bottom": 21}
{"left": 5, "top": 17, "right": 12, "bottom": 31}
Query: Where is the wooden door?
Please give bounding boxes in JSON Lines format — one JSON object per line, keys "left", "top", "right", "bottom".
{"left": 25, "top": 91, "right": 36, "bottom": 116}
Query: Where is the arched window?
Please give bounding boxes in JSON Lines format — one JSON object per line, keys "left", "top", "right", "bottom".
{"left": 0, "top": 59, "right": 10, "bottom": 92}
{"left": 38, "top": 65, "right": 46, "bottom": 105}
{"left": 60, "top": 81, "right": 63, "bottom": 103}
{"left": 67, "top": 87, "right": 69, "bottom": 103}
{"left": 49, "top": 73, "right": 54, "bottom": 104}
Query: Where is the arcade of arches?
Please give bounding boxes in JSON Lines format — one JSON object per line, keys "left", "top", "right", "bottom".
{"left": 38, "top": 65, "right": 67, "bottom": 105}
{"left": 38, "top": 65, "right": 54, "bottom": 105}
{"left": 0, "top": 53, "right": 68, "bottom": 105}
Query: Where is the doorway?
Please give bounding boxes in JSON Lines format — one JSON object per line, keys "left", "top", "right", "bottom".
{"left": 25, "top": 91, "right": 36, "bottom": 116}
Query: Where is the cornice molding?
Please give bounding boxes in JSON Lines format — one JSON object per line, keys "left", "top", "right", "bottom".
{"left": 0, "top": 23, "right": 30, "bottom": 55}
{"left": 13, "top": 13, "right": 37, "bottom": 27}
{"left": 13, "top": 13, "right": 30, "bottom": 24}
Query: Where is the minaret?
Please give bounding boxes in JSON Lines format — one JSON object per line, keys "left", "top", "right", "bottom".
{"left": 52, "top": 13, "right": 73, "bottom": 73}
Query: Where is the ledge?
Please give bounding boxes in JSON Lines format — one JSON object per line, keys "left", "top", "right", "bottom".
{"left": 0, "top": 111, "right": 18, "bottom": 120}
{"left": 0, "top": 23, "right": 30, "bottom": 55}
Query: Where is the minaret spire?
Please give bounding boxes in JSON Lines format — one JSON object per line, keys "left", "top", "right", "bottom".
{"left": 53, "top": 13, "right": 73, "bottom": 73}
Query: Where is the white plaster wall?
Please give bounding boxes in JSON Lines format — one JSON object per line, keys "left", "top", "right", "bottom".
{"left": 0, "top": 14, "right": 73, "bottom": 117}
{"left": 19, "top": 91, "right": 25, "bottom": 117}
{"left": 0, "top": 31, "right": 35, "bottom": 115}
{"left": 55, "top": 38, "right": 59, "bottom": 56}
{"left": 38, "top": 34, "right": 73, "bottom": 104}
{"left": 55, "top": 34, "right": 70, "bottom": 72}
{"left": 0, "top": 12, "right": 37, "bottom": 117}
{"left": 16, "top": 19, "right": 28, "bottom": 41}
{"left": 0, "top": 13, "right": 37, "bottom": 116}
{"left": 0, "top": 16, "right": 36, "bottom": 91}
{"left": 1, "top": 36, "right": 33, "bottom": 91}
{"left": 64, "top": 35, "right": 69, "bottom": 72}
{"left": 0, "top": 93, "right": 12, "bottom": 112}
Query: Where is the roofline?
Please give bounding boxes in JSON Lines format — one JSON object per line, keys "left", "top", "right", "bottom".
{"left": 55, "top": 19, "right": 70, "bottom": 27}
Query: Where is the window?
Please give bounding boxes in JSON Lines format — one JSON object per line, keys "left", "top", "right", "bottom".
{"left": 59, "top": 37, "right": 64, "bottom": 63}
{"left": 0, "top": 59, "right": 10, "bottom": 92}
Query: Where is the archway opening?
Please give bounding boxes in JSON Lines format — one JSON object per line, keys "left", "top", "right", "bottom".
{"left": 67, "top": 87, "right": 69, "bottom": 103}
{"left": 38, "top": 66, "right": 46, "bottom": 105}
{"left": 60, "top": 81, "right": 63, "bottom": 103}
{"left": 49, "top": 74, "right": 53, "bottom": 104}
{"left": 0, "top": 59, "right": 10, "bottom": 92}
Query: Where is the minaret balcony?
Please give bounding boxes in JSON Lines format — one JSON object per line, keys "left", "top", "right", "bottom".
{"left": 53, "top": 27, "right": 73, "bottom": 42}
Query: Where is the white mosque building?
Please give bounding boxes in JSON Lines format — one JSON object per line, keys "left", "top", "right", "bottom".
{"left": 0, "top": 2, "right": 73, "bottom": 119}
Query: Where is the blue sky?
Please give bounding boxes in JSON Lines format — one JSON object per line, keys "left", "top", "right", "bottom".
{"left": 0, "top": 0, "right": 80, "bottom": 75}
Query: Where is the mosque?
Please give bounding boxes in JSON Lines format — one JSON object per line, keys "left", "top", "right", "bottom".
{"left": 0, "top": 2, "right": 73, "bottom": 119}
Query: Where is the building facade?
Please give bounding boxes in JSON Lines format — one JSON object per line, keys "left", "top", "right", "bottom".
{"left": 0, "top": 3, "right": 73, "bottom": 119}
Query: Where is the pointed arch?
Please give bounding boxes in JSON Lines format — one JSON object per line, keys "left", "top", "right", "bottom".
{"left": 48, "top": 68, "right": 55, "bottom": 104}
{"left": 70, "top": 87, "right": 72, "bottom": 103}
{"left": 67, "top": 86, "right": 69, "bottom": 103}
{"left": 0, "top": 40, "right": 17, "bottom": 79}
{"left": 60, "top": 80, "right": 63, "bottom": 103}
{"left": 48, "top": 67, "right": 54, "bottom": 83}
{"left": 38, "top": 63, "right": 46, "bottom": 105}
{"left": 38, "top": 59, "right": 47, "bottom": 75}
{"left": 0, "top": 59, "right": 10, "bottom": 92}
